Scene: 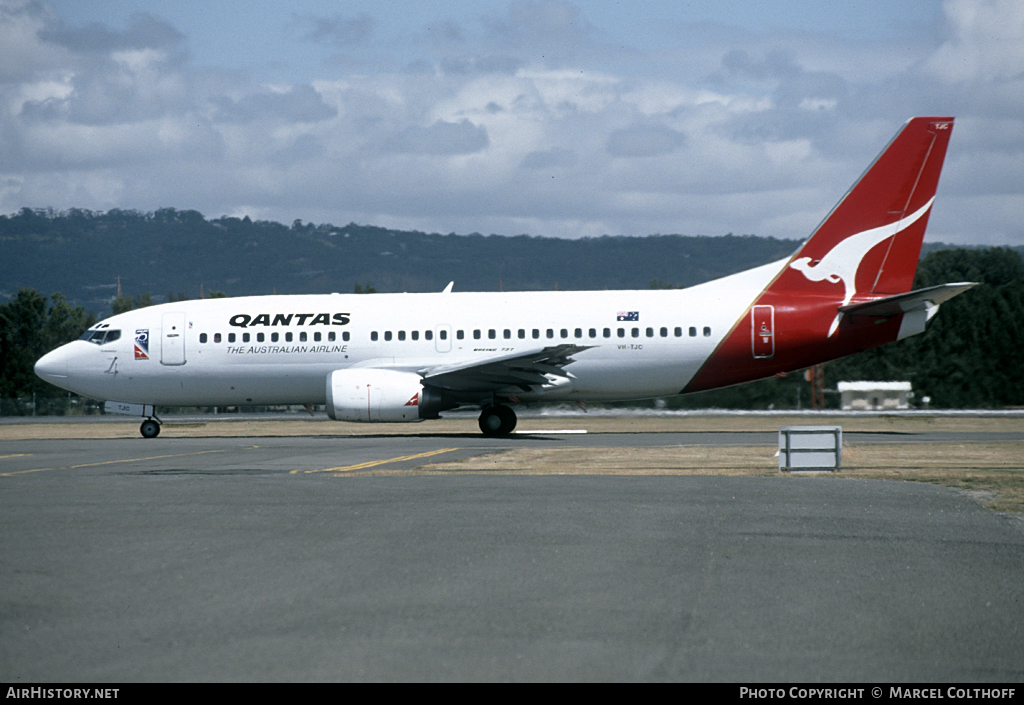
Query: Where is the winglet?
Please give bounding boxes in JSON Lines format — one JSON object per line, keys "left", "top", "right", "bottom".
{"left": 442, "top": 281, "right": 454, "bottom": 293}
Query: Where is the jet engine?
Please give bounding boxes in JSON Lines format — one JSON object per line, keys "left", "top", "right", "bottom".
{"left": 325, "top": 368, "right": 449, "bottom": 422}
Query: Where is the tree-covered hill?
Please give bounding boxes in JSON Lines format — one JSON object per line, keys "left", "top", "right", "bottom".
{"left": 1, "top": 207, "right": 800, "bottom": 313}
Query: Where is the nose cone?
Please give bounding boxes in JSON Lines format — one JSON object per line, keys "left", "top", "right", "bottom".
{"left": 35, "top": 346, "right": 70, "bottom": 386}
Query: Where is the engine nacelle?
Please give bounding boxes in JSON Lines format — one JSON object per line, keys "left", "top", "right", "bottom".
{"left": 326, "top": 368, "right": 447, "bottom": 422}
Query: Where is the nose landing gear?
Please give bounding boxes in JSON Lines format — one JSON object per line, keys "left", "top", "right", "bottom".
{"left": 140, "top": 418, "right": 161, "bottom": 438}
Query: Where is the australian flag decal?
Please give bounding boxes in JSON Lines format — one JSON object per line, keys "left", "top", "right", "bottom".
{"left": 617, "top": 311, "right": 639, "bottom": 322}
{"left": 134, "top": 329, "right": 150, "bottom": 360}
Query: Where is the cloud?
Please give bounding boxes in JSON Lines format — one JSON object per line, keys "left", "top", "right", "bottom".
{"left": 0, "top": 1, "right": 1021, "bottom": 246}
{"left": 385, "top": 119, "right": 490, "bottom": 155}
{"left": 925, "top": 0, "right": 1024, "bottom": 83}
{"left": 38, "top": 11, "right": 185, "bottom": 55}
{"left": 295, "top": 12, "right": 375, "bottom": 47}
{"left": 607, "top": 125, "right": 685, "bottom": 158}
{"left": 520, "top": 147, "right": 577, "bottom": 169}
{"left": 213, "top": 85, "right": 337, "bottom": 124}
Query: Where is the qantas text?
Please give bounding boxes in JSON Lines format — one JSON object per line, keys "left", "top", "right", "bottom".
{"left": 229, "top": 313, "right": 350, "bottom": 328}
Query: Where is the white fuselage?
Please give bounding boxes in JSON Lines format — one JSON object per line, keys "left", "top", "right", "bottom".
{"left": 35, "top": 258, "right": 788, "bottom": 408}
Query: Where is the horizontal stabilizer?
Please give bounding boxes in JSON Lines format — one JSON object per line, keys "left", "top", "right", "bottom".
{"left": 839, "top": 282, "right": 977, "bottom": 317}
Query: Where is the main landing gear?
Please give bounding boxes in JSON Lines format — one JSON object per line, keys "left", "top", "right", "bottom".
{"left": 478, "top": 405, "right": 517, "bottom": 437}
{"left": 140, "top": 417, "right": 161, "bottom": 438}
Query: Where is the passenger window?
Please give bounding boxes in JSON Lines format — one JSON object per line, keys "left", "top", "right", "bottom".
{"left": 704, "top": 326, "right": 712, "bottom": 337}
{"left": 412, "top": 331, "right": 419, "bottom": 341}
{"left": 200, "top": 333, "right": 208, "bottom": 343}
{"left": 589, "top": 328, "right": 597, "bottom": 338}
{"left": 631, "top": 328, "right": 639, "bottom": 338}
{"left": 398, "top": 331, "right": 406, "bottom": 341}
{"left": 371, "top": 331, "right": 378, "bottom": 341}
{"left": 285, "top": 332, "right": 292, "bottom": 342}
{"left": 474, "top": 330, "right": 481, "bottom": 340}
{"left": 532, "top": 329, "right": 540, "bottom": 339}
{"left": 518, "top": 329, "right": 526, "bottom": 339}
{"left": 546, "top": 329, "right": 554, "bottom": 339}
{"left": 425, "top": 330, "right": 433, "bottom": 341}
{"left": 457, "top": 330, "right": 464, "bottom": 340}
{"left": 271, "top": 332, "right": 279, "bottom": 343}
{"left": 229, "top": 333, "right": 236, "bottom": 343}
{"left": 617, "top": 328, "right": 625, "bottom": 338}
{"left": 689, "top": 327, "right": 696, "bottom": 337}
{"left": 575, "top": 328, "right": 582, "bottom": 338}
{"left": 560, "top": 329, "right": 568, "bottom": 339}
{"left": 215, "top": 333, "right": 222, "bottom": 343}
{"left": 384, "top": 331, "right": 392, "bottom": 341}
{"left": 503, "top": 329, "right": 511, "bottom": 339}
{"left": 488, "top": 329, "right": 496, "bottom": 339}
{"left": 440, "top": 330, "right": 447, "bottom": 340}
{"left": 603, "top": 328, "right": 611, "bottom": 338}
{"left": 660, "top": 327, "right": 668, "bottom": 337}
{"left": 646, "top": 328, "right": 654, "bottom": 337}
{"left": 243, "top": 333, "right": 250, "bottom": 343}
{"left": 257, "top": 333, "right": 265, "bottom": 342}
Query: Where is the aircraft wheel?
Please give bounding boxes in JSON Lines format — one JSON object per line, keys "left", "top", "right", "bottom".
{"left": 140, "top": 419, "right": 161, "bottom": 439}
{"left": 479, "top": 405, "right": 517, "bottom": 437}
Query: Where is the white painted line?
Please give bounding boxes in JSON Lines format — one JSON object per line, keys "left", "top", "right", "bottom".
{"left": 515, "top": 429, "right": 588, "bottom": 434}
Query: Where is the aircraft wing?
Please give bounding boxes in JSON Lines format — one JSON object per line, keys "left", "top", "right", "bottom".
{"left": 421, "top": 344, "right": 593, "bottom": 393}
{"left": 839, "top": 282, "right": 977, "bottom": 318}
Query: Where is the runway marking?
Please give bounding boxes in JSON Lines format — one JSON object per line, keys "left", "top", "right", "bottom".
{"left": 0, "top": 449, "right": 231, "bottom": 477}
{"left": 295, "top": 447, "right": 461, "bottom": 475}
{"left": 0, "top": 454, "right": 31, "bottom": 459}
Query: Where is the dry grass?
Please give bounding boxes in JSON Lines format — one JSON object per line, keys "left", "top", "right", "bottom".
{"left": 417, "top": 442, "right": 1024, "bottom": 514}
{"left": 3, "top": 414, "right": 1022, "bottom": 512}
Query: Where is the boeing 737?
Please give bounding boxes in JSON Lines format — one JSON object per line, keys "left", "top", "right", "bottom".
{"left": 35, "top": 117, "right": 975, "bottom": 438}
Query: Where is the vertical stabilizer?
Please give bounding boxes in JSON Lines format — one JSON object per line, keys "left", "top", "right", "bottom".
{"left": 778, "top": 117, "right": 954, "bottom": 306}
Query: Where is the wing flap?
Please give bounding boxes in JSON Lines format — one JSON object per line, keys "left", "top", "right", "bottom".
{"left": 422, "top": 344, "right": 592, "bottom": 393}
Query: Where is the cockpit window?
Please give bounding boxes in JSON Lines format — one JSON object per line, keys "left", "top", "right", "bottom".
{"left": 79, "top": 329, "right": 121, "bottom": 345}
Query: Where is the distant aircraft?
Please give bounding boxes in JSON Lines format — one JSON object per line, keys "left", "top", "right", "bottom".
{"left": 36, "top": 117, "right": 974, "bottom": 438}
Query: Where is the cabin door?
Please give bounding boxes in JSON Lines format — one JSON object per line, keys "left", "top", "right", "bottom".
{"left": 161, "top": 312, "right": 187, "bottom": 366}
{"left": 752, "top": 305, "right": 775, "bottom": 359}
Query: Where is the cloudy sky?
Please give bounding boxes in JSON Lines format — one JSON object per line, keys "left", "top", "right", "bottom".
{"left": 2, "top": 0, "right": 1022, "bottom": 244}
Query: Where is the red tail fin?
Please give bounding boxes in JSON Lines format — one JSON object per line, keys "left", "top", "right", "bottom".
{"left": 774, "top": 117, "right": 954, "bottom": 304}
{"left": 683, "top": 117, "right": 956, "bottom": 393}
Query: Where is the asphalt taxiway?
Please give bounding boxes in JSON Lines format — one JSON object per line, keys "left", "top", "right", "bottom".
{"left": 2, "top": 423, "right": 1023, "bottom": 681}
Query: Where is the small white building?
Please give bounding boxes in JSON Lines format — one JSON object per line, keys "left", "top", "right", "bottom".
{"left": 837, "top": 381, "right": 913, "bottom": 410}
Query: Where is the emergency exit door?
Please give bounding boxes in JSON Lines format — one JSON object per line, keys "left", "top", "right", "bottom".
{"left": 752, "top": 305, "right": 774, "bottom": 359}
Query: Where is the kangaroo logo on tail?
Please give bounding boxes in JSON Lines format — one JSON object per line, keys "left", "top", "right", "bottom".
{"left": 789, "top": 197, "right": 934, "bottom": 336}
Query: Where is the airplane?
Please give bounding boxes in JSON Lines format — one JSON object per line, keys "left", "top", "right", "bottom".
{"left": 35, "top": 116, "right": 976, "bottom": 438}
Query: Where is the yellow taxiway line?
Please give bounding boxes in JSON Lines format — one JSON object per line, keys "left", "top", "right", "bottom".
{"left": 294, "top": 447, "right": 460, "bottom": 475}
